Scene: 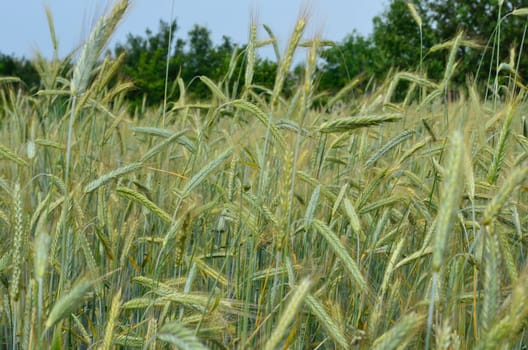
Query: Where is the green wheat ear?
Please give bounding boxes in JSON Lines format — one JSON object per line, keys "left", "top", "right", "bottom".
{"left": 44, "top": 277, "right": 94, "bottom": 331}
{"left": 371, "top": 312, "right": 425, "bottom": 350}
{"left": 10, "top": 182, "right": 24, "bottom": 302}
{"left": 100, "top": 289, "right": 122, "bottom": 350}
{"left": 426, "top": 130, "right": 465, "bottom": 348}
{"left": 263, "top": 278, "right": 312, "bottom": 350}
{"left": 271, "top": 15, "right": 306, "bottom": 108}
{"left": 71, "top": 0, "right": 129, "bottom": 95}
{"left": 432, "top": 131, "right": 465, "bottom": 272}
{"left": 320, "top": 114, "right": 402, "bottom": 133}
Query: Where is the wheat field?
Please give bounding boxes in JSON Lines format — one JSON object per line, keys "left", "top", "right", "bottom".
{"left": 1, "top": 1, "right": 528, "bottom": 349}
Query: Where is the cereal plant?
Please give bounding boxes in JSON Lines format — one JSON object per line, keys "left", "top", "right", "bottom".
{"left": 0, "top": 1, "right": 527, "bottom": 349}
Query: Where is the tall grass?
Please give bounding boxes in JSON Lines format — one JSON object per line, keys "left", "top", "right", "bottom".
{"left": 0, "top": 3, "right": 528, "bottom": 349}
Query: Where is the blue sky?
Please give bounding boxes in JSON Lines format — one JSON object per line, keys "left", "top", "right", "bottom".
{"left": 1, "top": 0, "right": 386, "bottom": 59}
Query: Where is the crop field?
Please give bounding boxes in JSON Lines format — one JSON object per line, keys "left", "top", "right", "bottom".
{"left": 1, "top": 1, "right": 528, "bottom": 349}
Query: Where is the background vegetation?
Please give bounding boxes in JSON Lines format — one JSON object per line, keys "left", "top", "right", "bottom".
{"left": 2, "top": 0, "right": 527, "bottom": 102}
{"left": 1, "top": 0, "right": 528, "bottom": 349}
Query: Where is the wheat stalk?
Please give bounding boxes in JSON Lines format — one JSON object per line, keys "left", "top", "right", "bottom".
{"left": 116, "top": 186, "right": 172, "bottom": 224}
{"left": 263, "top": 278, "right": 311, "bottom": 350}
{"left": 0, "top": 143, "right": 28, "bottom": 167}
{"left": 99, "top": 288, "right": 122, "bottom": 350}
{"left": 482, "top": 165, "right": 528, "bottom": 225}
{"left": 320, "top": 114, "right": 402, "bottom": 133}
{"left": 156, "top": 321, "right": 208, "bottom": 349}
{"left": 271, "top": 15, "right": 306, "bottom": 107}
{"left": 45, "top": 277, "right": 93, "bottom": 331}
{"left": 371, "top": 312, "right": 425, "bottom": 350}
{"left": 312, "top": 219, "right": 368, "bottom": 293}
{"left": 305, "top": 294, "right": 350, "bottom": 349}
{"left": 71, "top": 0, "right": 128, "bottom": 95}
{"left": 10, "top": 182, "right": 24, "bottom": 302}
{"left": 427, "top": 131, "right": 465, "bottom": 349}
{"left": 244, "top": 20, "right": 257, "bottom": 92}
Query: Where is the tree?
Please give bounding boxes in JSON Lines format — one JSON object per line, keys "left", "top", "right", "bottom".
{"left": 372, "top": 0, "right": 444, "bottom": 78}
{"left": 319, "top": 31, "right": 383, "bottom": 94}
{"left": 114, "top": 20, "right": 180, "bottom": 107}
{"left": 318, "top": 0, "right": 443, "bottom": 97}
{"left": 0, "top": 52, "right": 40, "bottom": 90}
{"left": 181, "top": 26, "right": 233, "bottom": 99}
{"left": 253, "top": 58, "right": 279, "bottom": 91}
{"left": 115, "top": 21, "right": 244, "bottom": 104}
{"left": 371, "top": 0, "right": 528, "bottom": 85}
{"left": 318, "top": 0, "right": 528, "bottom": 97}
{"left": 427, "top": 0, "right": 528, "bottom": 82}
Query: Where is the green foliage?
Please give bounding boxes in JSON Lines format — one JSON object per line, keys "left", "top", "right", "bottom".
{"left": 429, "top": 0, "right": 528, "bottom": 81}
{"left": 183, "top": 25, "right": 233, "bottom": 98}
{"left": 318, "top": 0, "right": 445, "bottom": 98}
{"left": 113, "top": 20, "right": 283, "bottom": 107}
{"left": 372, "top": 0, "right": 443, "bottom": 77}
{"left": 114, "top": 20, "right": 181, "bottom": 107}
{"left": 318, "top": 31, "right": 383, "bottom": 94}
{"left": 318, "top": 0, "right": 528, "bottom": 97}
{"left": 0, "top": 52, "right": 39, "bottom": 90}
{"left": 253, "top": 57, "right": 281, "bottom": 91}
{"left": 3, "top": 0, "right": 528, "bottom": 106}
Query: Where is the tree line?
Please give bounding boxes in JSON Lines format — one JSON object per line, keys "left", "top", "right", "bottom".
{"left": 1, "top": 0, "right": 526, "bottom": 104}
